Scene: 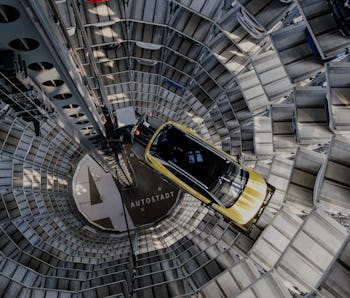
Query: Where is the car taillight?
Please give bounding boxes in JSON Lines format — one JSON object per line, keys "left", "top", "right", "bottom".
{"left": 85, "top": 0, "right": 109, "bottom": 3}
{"left": 256, "top": 27, "right": 266, "bottom": 33}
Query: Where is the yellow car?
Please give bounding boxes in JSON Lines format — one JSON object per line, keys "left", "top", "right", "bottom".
{"left": 144, "top": 121, "right": 273, "bottom": 230}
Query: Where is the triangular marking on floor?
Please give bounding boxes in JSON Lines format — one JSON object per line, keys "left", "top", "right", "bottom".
{"left": 88, "top": 166, "right": 103, "bottom": 205}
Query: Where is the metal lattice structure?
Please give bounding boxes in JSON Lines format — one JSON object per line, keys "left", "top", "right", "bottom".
{"left": 0, "top": 0, "right": 349, "bottom": 297}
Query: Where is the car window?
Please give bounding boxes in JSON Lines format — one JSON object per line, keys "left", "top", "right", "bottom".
{"left": 150, "top": 124, "right": 227, "bottom": 189}
{"left": 150, "top": 123, "right": 249, "bottom": 208}
{"left": 162, "top": 163, "right": 210, "bottom": 200}
{"left": 210, "top": 166, "right": 248, "bottom": 208}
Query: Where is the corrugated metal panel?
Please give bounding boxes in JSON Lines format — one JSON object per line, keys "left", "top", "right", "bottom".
{"left": 235, "top": 0, "right": 294, "bottom": 32}
{"left": 256, "top": 157, "right": 294, "bottom": 228}
{"left": 253, "top": 161, "right": 270, "bottom": 180}
{"left": 317, "top": 238, "right": 350, "bottom": 297}
{"left": 227, "top": 87, "right": 252, "bottom": 123}
{"left": 271, "top": 22, "right": 323, "bottom": 83}
{"left": 199, "top": 257, "right": 261, "bottom": 297}
{"left": 209, "top": 34, "right": 247, "bottom": 73}
{"left": 270, "top": 104, "right": 297, "bottom": 155}
{"left": 253, "top": 116, "right": 273, "bottom": 159}
{"left": 284, "top": 148, "right": 325, "bottom": 215}
{"left": 252, "top": 51, "right": 293, "bottom": 101}
{"left": 294, "top": 86, "right": 332, "bottom": 145}
{"left": 267, "top": 157, "right": 293, "bottom": 209}
{"left": 317, "top": 135, "right": 350, "bottom": 215}
{"left": 326, "top": 62, "right": 350, "bottom": 132}
{"left": 249, "top": 208, "right": 303, "bottom": 271}
{"left": 296, "top": 0, "right": 350, "bottom": 60}
{"left": 276, "top": 209, "right": 349, "bottom": 294}
{"left": 235, "top": 270, "right": 292, "bottom": 298}
{"left": 237, "top": 70, "right": 269, "bottom": 113}
{"left": 175, "top": 0, "right": 223, "bottom": 20}
{"left": 240, "top": 121, "right": 255, "bottom": 159}
{"left": 218, "top": 9, "right": 262, "bottom": 55}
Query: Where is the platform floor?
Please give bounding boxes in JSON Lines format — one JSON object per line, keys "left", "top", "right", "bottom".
{"left": 121, "top": 143, "right": 180, "bottom": 227}
{"left": 72, "top": 143, "right": 180, "bottom": 232}
{"left": 72, "top": 154, "right": 134, "bottom": 232}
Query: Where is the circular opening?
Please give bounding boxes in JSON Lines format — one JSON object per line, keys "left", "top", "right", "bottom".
{"left": 42, "top": 80, "right": 64, "bottom": 87}
{"left": 53, "top": 93, "right": 72, "bottom": 100}
{"left": 9, "top": 38, "right": 39, "bottom": 51}
{"left": 62, "top": 104, "right": 80, "bottom": 109}
{"left": 70, "top": 113, "right": 85, "bottom": 118}
{"left": 75, "top": 120, "right": 89, "bottom": 125}
{"left": 28, "top": 62, "right": 54, "bottom": 72}
{"left": 0, "top": 5, "right": 20, "bottom": 23}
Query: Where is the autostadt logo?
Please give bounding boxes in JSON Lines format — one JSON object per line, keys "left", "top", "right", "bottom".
{"left": 130, "top": 191, "right": 175, "bottom": 208}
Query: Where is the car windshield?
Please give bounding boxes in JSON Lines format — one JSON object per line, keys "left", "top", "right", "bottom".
{"left": 210, "top": 163, "right": 248, "bottom": 208}
{"left": 150, "top": 124, "right": 248, "bottom": 207}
